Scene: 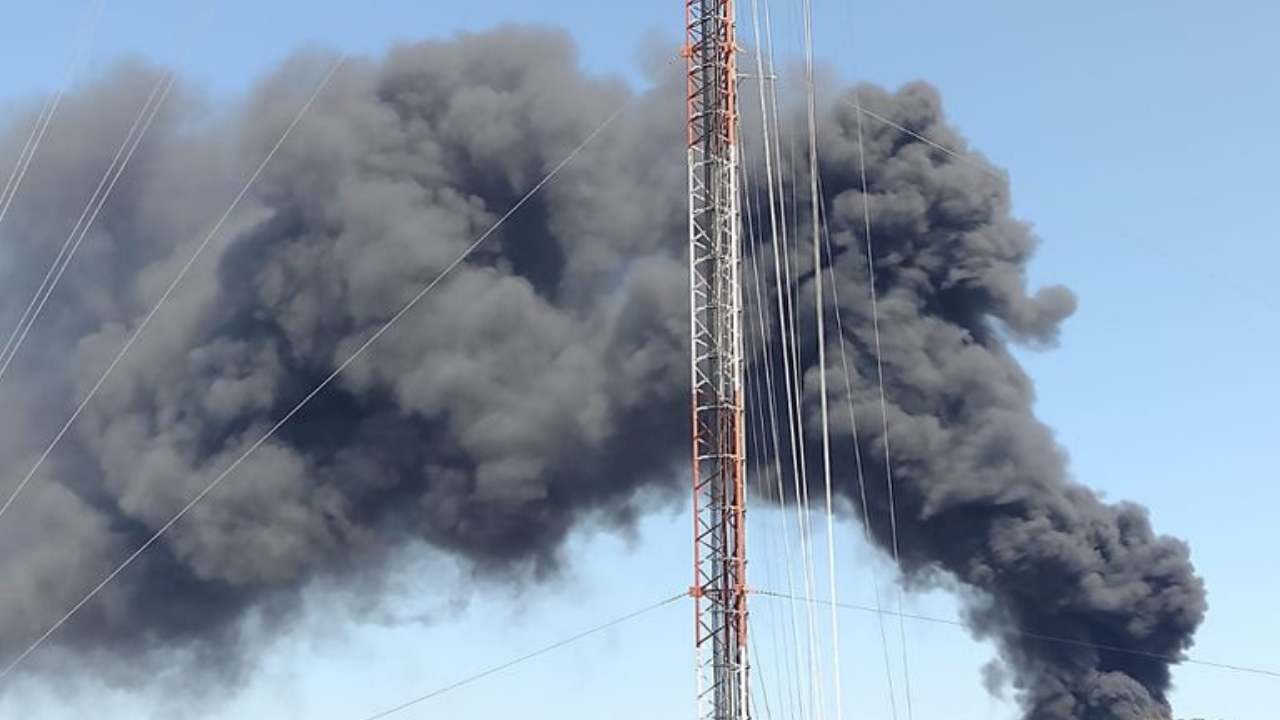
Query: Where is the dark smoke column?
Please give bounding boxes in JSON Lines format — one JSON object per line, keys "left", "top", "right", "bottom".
{"left": 0, "top": 26, "right": 1204, "bottom": 720}
{"left": 756, "top": 81, "right": 1208, "bottom": 720}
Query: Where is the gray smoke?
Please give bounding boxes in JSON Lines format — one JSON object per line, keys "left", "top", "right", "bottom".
{"left": 0, "top": 26, "right": 1203, "bottom": 720}
{"left": 746, "top": 83, "right": 1205, "bottom": 719}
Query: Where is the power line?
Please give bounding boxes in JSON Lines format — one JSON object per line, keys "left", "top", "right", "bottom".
{"left": 754, "top": 589, "right": 1280, "bottom": 680}
{"left": 827, "top": 62, "right": 1280, "bottom": 699}
{"left": 740, "top": 6, "right": 812, "bottom": 709}
{"left": 0, "top": 70, "right": 651, "bottom": 681}
{"left": 0, "top": 0, "right": 107, "bottom": 235}
{"left": 756, "top": 6, "right": 823, "bottom": 717}
{"left": 0, "top": 57, "right": 346, "bottom": 682}
{"left": 840, "top": 100, "right": 1006, "bottom": 181}
{"left": 821, "top": 185, "right": 900, "bottom": 720}
{"left": 799, "top": 1, "right": 847, "bottom": 720}
{"left": 0, "top": 54, "right": 345, "bottom": 524}
{"left": 847, "top": 96, "right": 1280, "bottom": 322}
{"left": 839, "top": 88, "right": 1280, "bottom": 690}
{"left": 848, "top": 82, "right": 917, "bottom": 720}
{"left": 347, "top": 594, "right": 683, "bottom": 720}
{"left": 0, "top": 0, "right": 222, "bottom": 393}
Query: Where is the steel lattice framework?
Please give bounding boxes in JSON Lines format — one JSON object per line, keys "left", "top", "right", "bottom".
{"left": 685, "top": 1, "right": 749, "bottom": 720}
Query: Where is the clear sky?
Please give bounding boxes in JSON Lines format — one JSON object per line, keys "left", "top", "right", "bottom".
{"left": 1, "top": 1, "right": 1277, "bottom": 719}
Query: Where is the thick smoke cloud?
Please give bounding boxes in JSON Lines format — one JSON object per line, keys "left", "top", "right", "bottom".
{"left": 0, "top": 26, "right": 1203, "bottom": 720}
{"left": 746, "top": 83, "right": 1205, "bottom": 719}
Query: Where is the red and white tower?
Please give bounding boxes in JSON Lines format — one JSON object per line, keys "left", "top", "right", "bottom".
{"left": 685, "top": 2, "right": 749, "bottom": 720}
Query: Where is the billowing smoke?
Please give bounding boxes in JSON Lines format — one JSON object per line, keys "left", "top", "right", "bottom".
{"left": 743, "top": 81, "right": 1205, "bottom": 720}
{"left": 0, "top": 26, "right": 1203, "bottom": 719}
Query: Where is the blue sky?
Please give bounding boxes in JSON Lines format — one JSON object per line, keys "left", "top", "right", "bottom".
{"left": 1, "top": 1, "right": 1277, "bottom": 719}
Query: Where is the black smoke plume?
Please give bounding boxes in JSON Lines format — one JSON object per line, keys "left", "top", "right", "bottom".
{"left": 741, "top": 81, "right": 1205, "bottom": 720}
{"left": 0, "top": 26, "right": 1203, "bottom": 719}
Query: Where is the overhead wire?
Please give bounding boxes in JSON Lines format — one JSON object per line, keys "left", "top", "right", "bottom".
{"left": 750, "top": 632, "right": 778, "bottom": 720}
{"left": 0, "top": 0, "right": 107, "bottom": 370}
{"left": 757, "top": 4, "right": 914, "bottom": 712}
{"left": 849, "top": 78, "right": 916, "bottom": 720}
{"left": 798, "top": 1, "right": 853, "bottom": 717}
{"left": 840, "top": 101, "right": 1006, "bottom": 181}
{"left": 3, "top": 5, "right": 1258, "bottom": 718}
{"left": 819, "top": 173, "right": 900, "bottom": 720}
{"left": 785, "top": 110, "right": 826, "bottom": 720}
{"left": 747, "top": 196, "right": 805, "bottom": 720}
{"left": 745, "top": 0, "right": 810, "bottom": 717}
{"left": 764, "top": 13, "right": 828, "bottom": 707}
{"left": 788, "top": 123, "right": 826, "bottom": 720}
{"left": 0, "top": 51, "right": 342, "bottom": 524}
{"left": 754, "top": 589, "right": 1280, "bottom": 680}
{"left": 746, "top": 4, "right": 984, "bottom": 717}
{"left": 0, "top": 0, "right": 106, "bottom": 235}
{"left": 843, "top": 93, "right": 1280, "bottom": 323}
{"left": 759, "top": 18, "right": 834, "bottom": 720}
{"left": 0, "top": 56, "right": 347, "bottom": 679}
{"left": 763, "top": 35, "right": 820, "bottom": 720}
{"left": 347, "top": 593, "right": 683, "bottom": 720}
{"left": 739, "top": 50, "right": 781, "bottom": 720}
{"left": 740, "top": 119, "right": 794, "bottom": 720}
{"left": 752, "top": 8, "right": 825, "bottom": 715}
{"left": 0, "top": 64, "right": 656, "bottom": 681}
{"left": 0, "top": 0, "right": 223, "bottom": 392}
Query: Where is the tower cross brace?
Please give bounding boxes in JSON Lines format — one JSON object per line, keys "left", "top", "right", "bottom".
{"left": 685, "top": 1, "right": 749, "bottom": 719}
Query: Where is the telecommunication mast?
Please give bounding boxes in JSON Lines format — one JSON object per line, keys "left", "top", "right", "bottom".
{"left": 684, "top": 1, "right": 750, "bottom": 719}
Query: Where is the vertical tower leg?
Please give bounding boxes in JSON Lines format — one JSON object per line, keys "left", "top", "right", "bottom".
{"left": 686, "top": 2, "right": 748, "bottom": 720}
